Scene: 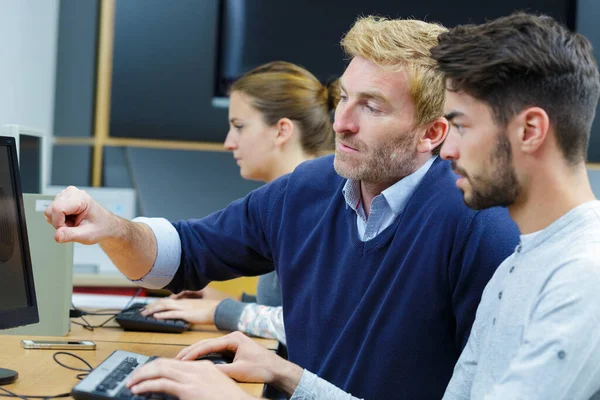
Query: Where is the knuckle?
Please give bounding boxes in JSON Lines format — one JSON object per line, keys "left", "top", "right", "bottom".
{"left": 155, "top": 364, "right": 168, "bottom": 376}
{"left": 195, "top": 360, "right": 213, "bottom": 370}
{"left": 230, "top": 331, "right": 245, "bottom": 340}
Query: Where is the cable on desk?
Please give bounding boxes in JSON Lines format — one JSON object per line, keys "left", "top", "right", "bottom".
{"left": 52, "top": 352, "right": 93, "bottom": 373}
{"left": 70, "top": 288, "right": 143, "bottom": 331}
{"left": 0, "top": 351, "right": 95, "bottom": 399}
{"left": 0, "top": 387, "right": 29, "bottom": 400}
{"left": 0, "top": 384, "right": 70, "bottom": 399}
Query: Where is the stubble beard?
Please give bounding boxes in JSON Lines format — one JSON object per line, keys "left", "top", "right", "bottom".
{"left": 460, "top": 132, "right": 522, "bottom": 210}
{"left": 334, "top": 131, "right": 420, "bottom": 185}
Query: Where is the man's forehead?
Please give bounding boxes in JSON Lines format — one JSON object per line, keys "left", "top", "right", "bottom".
{"left": 444, "top": 89, "right": 495, "bottom": 121}
{"left": 443, "top": 90, "right": 462, "bottom": 115}
{"left": 340, "top": 57, "right": 410, "bottom": 100}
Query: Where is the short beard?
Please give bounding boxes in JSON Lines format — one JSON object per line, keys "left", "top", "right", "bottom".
{"left": 334, "top": 131, "right": 419, "bottom": 184}
{"left": 460, "top": 132, "right": 521, "bottom": 210}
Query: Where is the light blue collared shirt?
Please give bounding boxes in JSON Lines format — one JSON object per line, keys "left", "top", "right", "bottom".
{"left": 342, "top": 156, "right": 436, "bottom": 241}
{"left": 130, "top": 156, "right": 437, "bottom": 288}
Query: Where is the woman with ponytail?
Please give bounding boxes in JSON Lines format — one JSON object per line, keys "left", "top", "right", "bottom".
{"left": 142, "top": 61, "right": 339, "bottom": 344}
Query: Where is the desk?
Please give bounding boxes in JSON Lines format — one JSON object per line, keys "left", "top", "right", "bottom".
{"left": 68, "top": 314, "right": 278, "bottom": 349}
{"left": 0, "top": 318, "right": 278, "bottom": 398}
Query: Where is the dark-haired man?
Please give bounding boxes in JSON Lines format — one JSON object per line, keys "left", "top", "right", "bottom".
{"left": 431, "top": 12, "right": 600, "bottom": 399}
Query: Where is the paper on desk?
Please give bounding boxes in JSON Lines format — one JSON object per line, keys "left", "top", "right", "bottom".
{"left": 72, "top": 293, "right": 157, "bottom": 310}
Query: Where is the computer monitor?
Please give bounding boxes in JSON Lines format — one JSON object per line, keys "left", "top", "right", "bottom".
{"left": 0, "top": 136, "right": 39, "bottom": 385}
{"left": 18, "top": 134, "right": 42, "bottom": 194}
{"left": 0, "top": 125, "right": 47, "bottom": 194}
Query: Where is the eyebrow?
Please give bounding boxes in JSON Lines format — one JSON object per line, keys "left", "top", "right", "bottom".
{"left": 339, "top": 81, "right": 390, "bottom": 105}
{"left": 229, "top": 118, "right": 242, "bottom": 124}
{"left": 444, "top": 111, "right": 465, "bottom": 122}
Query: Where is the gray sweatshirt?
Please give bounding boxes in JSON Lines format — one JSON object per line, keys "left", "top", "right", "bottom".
{"left": 213, "top": 271, "right": 283, "bottom": 334}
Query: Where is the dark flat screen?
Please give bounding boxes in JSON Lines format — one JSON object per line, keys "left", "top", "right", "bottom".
{"left": 216, "top": 0, "right": 575, "bottom": 95}
{"left": 19, "top": 135, "right": 42, "bottom": 194}
{"left": 0, "top": 145, "right": 30, "bottom": 312}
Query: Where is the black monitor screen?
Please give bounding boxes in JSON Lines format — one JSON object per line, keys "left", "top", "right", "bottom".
{"left": 216, "top": 0, "right": 575, "bottom": 96}
{"left": 0, "top": 137, "right": 38, "bottom": 329}
{"left": 19, "top": 135, "right": 42, "bottom": 194}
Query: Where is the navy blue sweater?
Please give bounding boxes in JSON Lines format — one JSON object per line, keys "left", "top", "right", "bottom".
{"left": 167, "top": 156, "right": 519, "bottom": 400}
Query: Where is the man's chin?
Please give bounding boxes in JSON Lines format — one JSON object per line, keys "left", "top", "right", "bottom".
{"left": 461, "top": 191, "right": 481, "bottom": 210}
{"left": 333, "top": 157, "right": 361, "bottom": 180}
{"left": 463, "top": 193, "right": 501, "bottom": 211}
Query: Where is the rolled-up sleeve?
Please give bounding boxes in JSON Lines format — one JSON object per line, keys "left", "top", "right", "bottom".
{"left": 129, "top": 217, "right": 181, "bottom": 289}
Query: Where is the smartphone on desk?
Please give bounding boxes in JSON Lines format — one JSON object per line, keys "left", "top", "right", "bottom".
{"left": 21, "top": 340, "right": 96, "bottom": 350}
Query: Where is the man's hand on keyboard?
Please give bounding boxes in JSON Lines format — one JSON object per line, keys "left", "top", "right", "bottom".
{"left": 126, "top": 358, "right": 256, "bottom": 400}
{"left": 176, "top": 331, "right": 304, "bottom": 396}
{"left": 141, "top": 298, "right": 220, "bottom": 324}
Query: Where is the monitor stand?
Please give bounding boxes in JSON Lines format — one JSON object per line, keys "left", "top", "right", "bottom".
{"left": 0, "top": 367, "right": 17, "bottom": 385}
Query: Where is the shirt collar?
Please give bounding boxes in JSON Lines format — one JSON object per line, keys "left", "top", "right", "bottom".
{"left": 519, "top": 199, "right": 600, "bottom": 253}
{"left": 342, "top": 179, "right": 362, "bottom": 212}
{"left": 382, "top": 156, "right": 437, "bottom": 215}
{"left": 342, "top": 156, "right": 437, "bottom": 215}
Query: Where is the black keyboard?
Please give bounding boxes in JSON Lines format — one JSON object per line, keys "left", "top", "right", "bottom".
{"left": 71, "top": 350, "right": 177, "bottom": 400}
{"left": 115, "top": 303, "right": 190, "bottom": 334}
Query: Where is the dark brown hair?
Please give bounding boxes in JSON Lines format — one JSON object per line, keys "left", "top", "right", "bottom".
{"left": 231, "top": 61, "right": 339, "bottom": 155}
{"left": 431, "top": 12, "right": 600, "bottom": 164}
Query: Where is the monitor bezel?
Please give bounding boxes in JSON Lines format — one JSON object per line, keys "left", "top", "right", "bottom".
{"left": 0, "top": 136, "right": 39, "bottom": 330}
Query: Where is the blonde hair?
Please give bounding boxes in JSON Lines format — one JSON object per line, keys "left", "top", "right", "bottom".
{"left": 231, "top": 61, "right": 339, "bottom": 155}
{"left": 341, "top": 16, "right": 447, "bottom": 129}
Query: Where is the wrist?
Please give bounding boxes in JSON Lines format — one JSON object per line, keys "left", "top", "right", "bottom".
{"left": 270, "top": 359, "right": 303, "bottom": 395}
{"left": 98, "top": 211, "right": 127, "bottom": 244}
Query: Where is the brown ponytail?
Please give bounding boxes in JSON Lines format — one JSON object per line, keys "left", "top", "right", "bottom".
{"left": 325, "top": 79, "right": 341, "bottom": 112}
{"left": 231, "top": 61, "right": 336, "bottom": 154}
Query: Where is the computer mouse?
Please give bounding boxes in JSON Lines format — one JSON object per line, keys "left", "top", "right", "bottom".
{"left": 195, "top": 352, "right": 234, "bottom": 365}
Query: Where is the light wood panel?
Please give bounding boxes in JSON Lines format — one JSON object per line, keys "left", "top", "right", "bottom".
{"left": 91, "top": 0, "right": 116, "bottom": 187}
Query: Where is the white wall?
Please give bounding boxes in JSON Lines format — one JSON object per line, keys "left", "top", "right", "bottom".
{"left": 0, "top": 0, "right": 59, "bottom": 187}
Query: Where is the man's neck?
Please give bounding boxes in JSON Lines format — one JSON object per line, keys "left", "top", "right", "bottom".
{"left": 509, "top": 163, "right": 596, "bottom": 234}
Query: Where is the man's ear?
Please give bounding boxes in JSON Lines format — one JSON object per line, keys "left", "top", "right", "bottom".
{"left": 417, "top": 117, "right": 449, "bottom": 154}
{"left": 515, "top": 107, "right": 550, "bottom": 154}
{"left": 274, "top": 118, "right": 295, "bottom": 148}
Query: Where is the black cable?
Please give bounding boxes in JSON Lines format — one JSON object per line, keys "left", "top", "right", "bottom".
{"left": 70, "top": 288, "right": 144, "bottom": 331}
{"left": 0, "top": 382, "right": 71, "bottom": 399}
{"left": 78, "top": 311, "right": 122, "bottom": 316}
{"left": 52, "top": 352, "right": 93, "bottom": 373}
{"left": 0, "top": 351, "right": 94, "bottom": 399}
{"left": 80, "top": 313, "right": 95, "bottom": 331}
{"left": 122, "top": 288, "right": 143, "bottom": 310}
{"left": 75, "top": 373, "right": 88, "bottom": 381}
{"left": 0, "top": 386, "right": 29, "bottom": 400}
{"left": 69, "top": 309, "right": 120, "bottom": 317}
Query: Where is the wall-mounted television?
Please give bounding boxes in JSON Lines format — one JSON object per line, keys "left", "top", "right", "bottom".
{"left": 215, "top": 0, "right": 576, "bottom": 98}
{"left": 108, "top": 0, "right": 576, "bottom": 143}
